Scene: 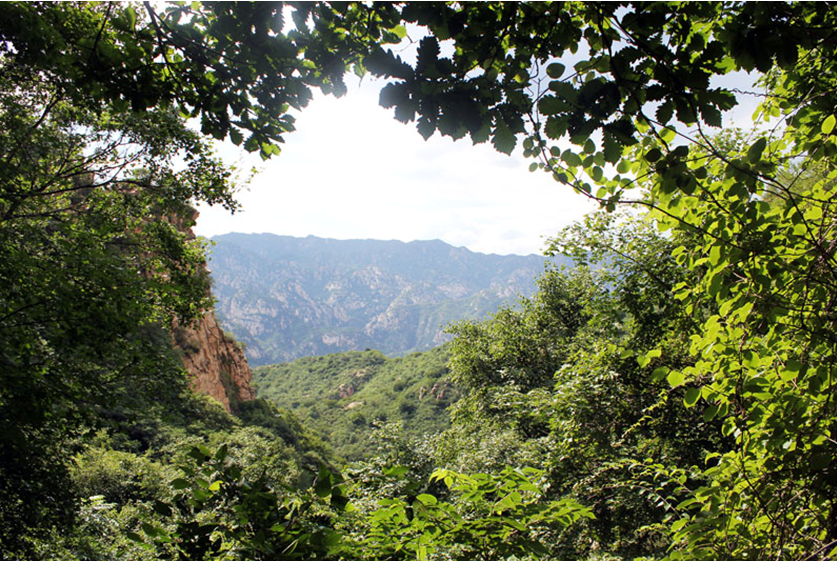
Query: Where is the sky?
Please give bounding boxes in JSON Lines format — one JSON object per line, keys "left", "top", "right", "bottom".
{"left": 193, "top": 69, "right": 763, "bottom": 257}
{"left": 193, "top": 77, "right": 598, "bottom": 257}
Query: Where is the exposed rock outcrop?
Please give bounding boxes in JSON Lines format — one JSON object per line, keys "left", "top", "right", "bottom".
{"left": 168, "top": 208, "right": 255, "bottom": 412}
{"left": 173, "top": 308, "right": 255, "bottom": 412}
{"left": 418, "top": 380, "right": 453, "bottom": 401}
{"left": 336, "top": 383, "right": 355, "bottom": 399}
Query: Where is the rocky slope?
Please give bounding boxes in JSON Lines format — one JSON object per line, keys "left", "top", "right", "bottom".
{"left": 168, "top": 211, "right": 255, "bottom": 412}
{"left": 173, "top": 313, "right": 254, "bottom": 412}
{"left": 208, "top": 234, "right": 567, "bottom": 365}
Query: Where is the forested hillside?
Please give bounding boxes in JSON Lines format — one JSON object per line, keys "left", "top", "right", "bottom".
{"left": 1, "top": 3, "right": 835, "bottom": 561}
{"left": 254, "top": 346, "right": 458, "bottom": 461}
{"left": 209, "top": 233, "right": 561, "bottom": 364}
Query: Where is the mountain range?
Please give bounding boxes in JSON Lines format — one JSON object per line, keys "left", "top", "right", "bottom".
{"left": 208, "top": 233, "right": 567, "bottom": 365}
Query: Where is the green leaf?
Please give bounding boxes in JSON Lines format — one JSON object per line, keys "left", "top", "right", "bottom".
{"left": 703, "top": 403, "right": 720, "bottom": 422}
{"left": 127, "top": 531, "right": 144, "bottom": 543}
{"left": 243, "top": 135, "right": 259, "bottom": 152}
{"left": 656, "top": 101, "right": 674, "bottom": 124}
{"left": 638, "top": 349, "right": 662, "bottom": 368}
{"left": 684, "top": 387, "right": 700, "bottom": 407}
{"left": 416, "top": 494, "right": 438, "bottom": 506}
{"left": 492, "top": 124, "right": 517, "bottom": 155}
{"left": 651, "top": 366, "right": 669, "bottom": 381}
{"left": 561, "top": 149, "right": 582, "bottom": 167}
{"left": 746, "top": 138, "right": 766, "bottom": 163}
{"left": 603, "top": 133, "right": 622, "bottom": 163}
{"left": 823, "top": 114, "right": 836, "bottom": 135}
{"left": 667, "top": 370, "right": 686, "bottom": 388}
{"left": 384, "top": 465, "right": 410, "bottom": 478}
{"left": 546, "top": 62, "right": 565, "bottom": 79}
{"left": 417, "top": 116, "right": 436, "bottom": 140}
{"left": 188, "top": 444, "right": 211, "bottom": 462}
{"left": 583, "top": 138, "right": 595, "bottom": 154}
{"left": 315, "top": 466, "right": 333, "bottom": 499}
{"left": 700, "top": 103, "right": 722, "bottom": 127}
{"left": 152, "top": 500, "right": 173, "bottom": 517}
{"left": 786, "top": 359, "right": 803, "bottom": 373}
{"left": 125, "top": 6, "right": 137, "bottom": 29}
{"left": 171, "top": 478, "right": 190, "bottom": 490}
{"left": 645, "top": 148, "right": 662, "bottom": 162}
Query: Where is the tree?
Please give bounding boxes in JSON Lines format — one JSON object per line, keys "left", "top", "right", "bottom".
{"left": 0, "top": 1, "right": 406, "bottom": 159}
{"left": 365, "top": 5, "right": 837, "bottom": 558}
{"left": 441, "top": 212, "right": 727, "bottom": 560}
{"left": 0, "top": 33, "right": 241, "bottom": 559}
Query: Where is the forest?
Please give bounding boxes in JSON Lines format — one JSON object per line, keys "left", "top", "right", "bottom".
{"left": 0, "top": 2, "right": 836, "bottom": 560}
{"left": 253, "top": 347, "right": 459, "bottom": 461}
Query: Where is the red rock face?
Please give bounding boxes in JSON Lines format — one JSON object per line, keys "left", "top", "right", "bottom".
{"left": 173, "top": 312, "right": 255, "bottom": 412}
{"left": 167, "top": 210, "right": 255, "bottom": 412}
{"left": 168, "top": 209, "right": 254, "bottom": 412}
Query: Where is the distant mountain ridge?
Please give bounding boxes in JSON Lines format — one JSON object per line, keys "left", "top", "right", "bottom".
{"left": 208, "top": 233, "right": 566, "bottom": 365}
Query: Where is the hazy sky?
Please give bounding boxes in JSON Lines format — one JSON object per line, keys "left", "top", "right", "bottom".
{"left": 194, "top": 69, "right": 762, "bottom": 257}
{"left": 193, "top": 77, "right": 598, "bottom": 256}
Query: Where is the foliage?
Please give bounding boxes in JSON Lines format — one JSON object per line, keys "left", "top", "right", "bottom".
{"left": 364, "top": 3, "right": 837, "bottom": 558}
{"left": 71, "top": 446, "right": 172, "bottom": 506}
{"left": 442, "top": 217, "right": 723, "bottom": 560}
{"left": 29, "top": 389, "right": 336, "bottom": 560}
{"left": 254, "top": 346, "right": 459, "bottom": 461}
{"left": 0, "top": 96, "right": 230, "bottom": 557}
{"left": 645, "top": 137, "right": 837, "bottom": 559}
{"left": 354, "top": 466, "right": 593, "bottom": 561}
{"left": 132, "top": 444, "right": 346, "bottom": 561}
{"left": 0, "top": 1, "right": 407, "bottom": 159}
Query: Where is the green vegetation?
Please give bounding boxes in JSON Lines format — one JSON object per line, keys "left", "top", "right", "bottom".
{"left": 51, "top": 392, "right": 333, "bottom": 560}
{"left": 254, "top": 347, "right": 459, "bottom": 461}
{"left": 1, "top": 2, "right": 835, "bottom": 561}
{"left": 438, "top": 215, "right": 721, "bottom": 560}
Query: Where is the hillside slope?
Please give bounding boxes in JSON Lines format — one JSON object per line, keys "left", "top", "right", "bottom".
{"left": 253, "top": 346, "right": 457, "bottom": 461}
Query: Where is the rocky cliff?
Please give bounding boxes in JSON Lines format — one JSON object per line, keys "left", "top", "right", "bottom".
{"left": 173, "top": 313, "right": 255, "bottom": 412}
{"left": 168, "top": 210, "right": 255, "bottom": 412}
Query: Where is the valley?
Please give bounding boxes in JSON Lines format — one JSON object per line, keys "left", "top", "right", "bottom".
{"left": 2, "top": 4, "right": 831, "bottom": 560}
